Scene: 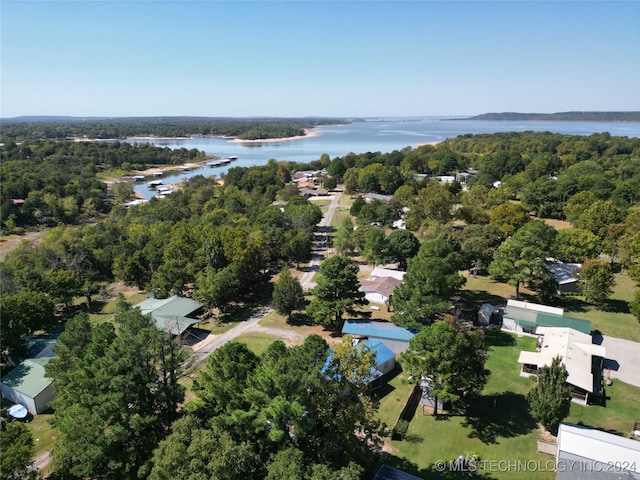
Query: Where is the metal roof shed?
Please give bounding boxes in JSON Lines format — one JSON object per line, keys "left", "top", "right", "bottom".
{"left": 135, "top": 295, "right": 204, "bottom": 336}
{"left": 0, "top": 357, "right": 54, "bottom": 414}
{"left": 556, "top": 423, "right": 640, "bottom": 479}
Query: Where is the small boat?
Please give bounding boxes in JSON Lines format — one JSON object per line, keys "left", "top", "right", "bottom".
{"left": 227, "top": 156, "right": 238, "bottom": 161}
{"left": 148, "top": 180, "right": 163, "bottom": 187}
{"left": 131, "top": 175, "right": 145, "bottom": 181}
{"left": 152, "top": 171, "right": 163, "bottom": 177}
{"left": 207, "top": 161, "right": 222, "bottom": 167}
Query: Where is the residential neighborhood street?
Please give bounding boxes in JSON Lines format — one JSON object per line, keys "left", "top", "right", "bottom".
{"left": 299, "top": 191, "right": 342, "bottom": 291}
{"left": 188, "top": 191, "right": 343, "bottom": 366}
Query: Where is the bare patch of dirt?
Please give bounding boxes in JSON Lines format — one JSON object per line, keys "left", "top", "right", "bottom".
{"left": 380, "top": 437, "right": 399, "bottom": 454}
{"left": 0, "top": 230, "right": 44, "bottom": 259}
{"left": 534, "top": 217, "right": 573, "bottom": 230}
{"left": 109, "top": 282, "right": 145, "bottom": 298}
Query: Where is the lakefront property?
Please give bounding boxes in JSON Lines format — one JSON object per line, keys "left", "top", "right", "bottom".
{"left": 1, "top": 119, "right": 639, "bottom": 480}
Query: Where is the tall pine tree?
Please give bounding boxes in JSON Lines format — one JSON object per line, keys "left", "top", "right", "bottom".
{"left": 527, "top": 356, "right": 573, "bottom": 432}
{"left": 46, "top": 298, "right": 185, "bottom": 479}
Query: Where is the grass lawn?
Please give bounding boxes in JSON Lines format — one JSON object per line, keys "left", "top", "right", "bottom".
{"left": 25, "top": 412, "right": 56, "bottom": 458}
{"left": 234, "top": 332, "right": 283, "bottom": 355}
{"left": 566, "top": 379, "right": 640, "bottom": 438}
{"left": 374, "top": 330, "right": 554, "bottom": 480}
{"left": 373, "top": 328, "right": 640, "bottom": 479}
{"left": 557, "top": 273, "right": 640, "bottom": 342}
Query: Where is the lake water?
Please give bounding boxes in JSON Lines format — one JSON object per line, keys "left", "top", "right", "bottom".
{"left": 130, "top": 117, "right": 640, "bottom": 199}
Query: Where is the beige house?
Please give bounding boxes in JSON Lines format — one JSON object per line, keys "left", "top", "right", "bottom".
{"left": 517, "top": 327, "right": 606, "bottom": 405}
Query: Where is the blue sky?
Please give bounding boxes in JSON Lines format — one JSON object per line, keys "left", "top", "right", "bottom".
{"left": 1, "top": 1, "right": 639, "bottom": 117}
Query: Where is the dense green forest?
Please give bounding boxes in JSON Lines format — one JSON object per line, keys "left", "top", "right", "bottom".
{"left": 0, "top": 140, "right": 208, "bottom": 228}
{"left": 0, "top": 117, "right": 347, "bottom": 143}
{"left": 466, "top": 111, "right": 640, "bottom": 121}
{"left": 2, "top": 130, "right": 640, "bottom": 479}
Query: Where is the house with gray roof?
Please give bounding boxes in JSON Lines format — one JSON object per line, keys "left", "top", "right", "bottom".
{"left": 135, "top": 295, "right": 204, "bottom": 337}
{"left": 360, "top": 276, "right": 402, "bottom": 306}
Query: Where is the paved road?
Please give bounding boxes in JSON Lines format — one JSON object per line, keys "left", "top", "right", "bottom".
{"left": 188, "top": 306, "right": 273, "bottom": 366}
{"left": 601, "top": 335, "right": 640, "bottom": 387}
{"left": 299, "top": 191, "right": 342, "bottom": 291}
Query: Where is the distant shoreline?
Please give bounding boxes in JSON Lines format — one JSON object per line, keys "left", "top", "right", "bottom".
{"left": 230, "top": 128, "right": 319, "bottom": 143}
{"left": 413, "top": 140, "right": 442, "bottom": 147}
{"left": 74, "top": 128, "right": 322, "bottom": 144}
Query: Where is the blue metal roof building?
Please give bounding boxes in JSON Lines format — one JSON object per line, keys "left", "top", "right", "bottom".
{"left": 342, "top": 320, "right": 416, "bottom": 354}
{"left": 323, "top": 339, "right": 397, "bottom": 383}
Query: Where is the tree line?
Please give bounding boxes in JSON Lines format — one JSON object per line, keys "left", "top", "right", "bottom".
{"left": 0, "top": 117, "right": 347, "bottom": 143}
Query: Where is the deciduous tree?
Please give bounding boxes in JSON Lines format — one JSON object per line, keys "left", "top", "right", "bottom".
{"left": 576, "top": 259, "right": 615, "bottom": 304}
{"left": 400, "top": 322, "right": 488, "bottom": 416}
{"left": 386, "top": 229, "right": 420, "bottom": 270}
{"left": 630, "top": 290, "right": 640, "bottom": 323}
{"left": 489, "top": 203, "right": 529, "bottom": 236}
{"left": 272, "top": 267, "right": 305, "bottom": 319}
{"left": 552, "top": 228, "right": 600, "bottom": 263}
{"left": 489, "top": 221, "right": 556, "bottom": 299}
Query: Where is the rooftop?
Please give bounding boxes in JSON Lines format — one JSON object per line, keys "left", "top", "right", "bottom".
{"left": 342, "top": 320, "right": 415, "bottom": 342}
{"left": 370, "top": 267, "right": 406, "bottom": 281}
{"left": 362, "top": 340, "right": 396, "bottom": 366}
{"left": 360, "top": 276, "right": 402, "bottom": 297}
{"left": 135, "top": 295, "right": 203, "bottom": 335}
{"left": 518, "top": 327, "right": 605, "bottom": 392}
{"left": 547, "top": 261, "right": 581, "bottom": 285}
{"left": 1, "top": 357, "right": 53, "bottom": 397}
{"left": 504, "top": 300, "right": 590, "bottom": 334}
{"left": 557, "top": 423, "right": 640, "bottom": 477}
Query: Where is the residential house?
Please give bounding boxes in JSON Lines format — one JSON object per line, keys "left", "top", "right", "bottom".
{"left": 342, "top": 320, "right": 415, "bottom": 354}
{"left": 556, "top": 423, "right": 640, "bottom": 480}
{"left": 517, "top": 327, "right": 606, "bottom": 404}
{"left": 370, "top": 267, "right": 406, "bottom": 282}
{"left": 359, "top": 267, "right": 406, "bottom": 307}
{"left": 324, "top": 339, "right": 396, "bottom": 386}
{"left": 502, "top": 299, "right": 591, "bottom": 335}
{"left": 361, "top": 339, "right": 396, "bottom": 376}
{"left": 135, "top": 295, "right": 204, "bottom": 337}
{"left": 360, "top": 276, "right": 402, "bottom": 306}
